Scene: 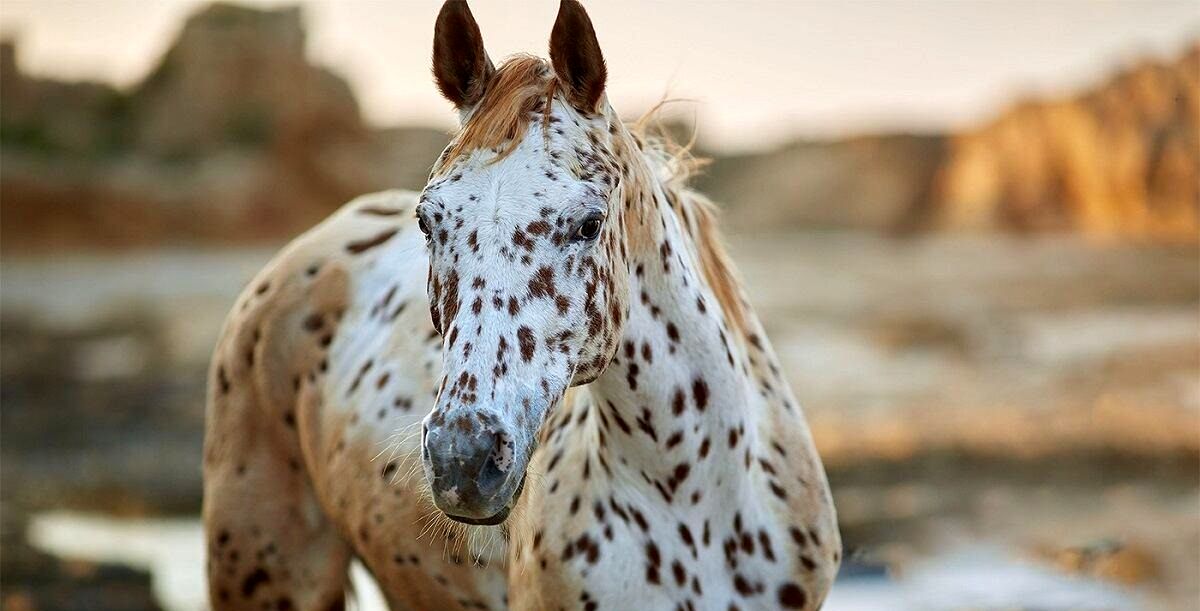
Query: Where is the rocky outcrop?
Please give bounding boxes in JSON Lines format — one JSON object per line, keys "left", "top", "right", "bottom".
{"left": 694, "top": 134, "right": 945, "bottom": 231}
{"left": 929, "top": 44, "right": 1199, "bottom": 240}
{"left": 0, "top": 3, "right": 449, "bottom": 252}
{"left": 0, "top": 2, "right": 1194, "bottom": 249}
{"left": 0, "top": 42, "right": 130, "bottom": 157}
{"left": 133, "top": 3, "right": 362, "bottom": 156}
{"left": 689, "top": 44, "right": 1198, "bottom": 240}
{"left": 1, "top": 3, "right": 367, "bottom": 159}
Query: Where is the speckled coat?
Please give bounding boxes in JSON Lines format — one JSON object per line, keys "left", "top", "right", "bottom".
{"left": 202, "top": 2, "right": 839, "bottom": 610}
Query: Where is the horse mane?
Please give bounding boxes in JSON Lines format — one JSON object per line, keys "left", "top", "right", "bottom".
{"left": 435, "top": 54, "right": 749, "bottom": 336}
{"left": 434, "top": 55, "right": 556, "bottom": 174}
{"left": 684, "top": 190, "right": 749, "bottom": 336}
{"left": 630, "top": 104, "right": 749, "bottom": 336}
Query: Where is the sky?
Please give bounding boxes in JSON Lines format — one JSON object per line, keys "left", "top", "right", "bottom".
{"left": 1, "top": 0, "right": 1197, "bottom": 151}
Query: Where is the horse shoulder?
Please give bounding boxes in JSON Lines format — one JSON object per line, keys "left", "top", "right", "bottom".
{"left": 205, "top": 190, "right": 422, "bottom": 443}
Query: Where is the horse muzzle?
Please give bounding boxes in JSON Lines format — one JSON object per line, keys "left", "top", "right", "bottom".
{"left": 421, "top": 419, "right": 528, "bottom": 525}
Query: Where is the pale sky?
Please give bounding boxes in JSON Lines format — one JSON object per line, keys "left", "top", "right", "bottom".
{"left": 1, "top": 0, "right": 1197, "bottom": 150}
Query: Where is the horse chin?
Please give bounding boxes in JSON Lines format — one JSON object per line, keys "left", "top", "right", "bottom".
{"left": 442, "top": 473, "right": 526, "bottom": 527}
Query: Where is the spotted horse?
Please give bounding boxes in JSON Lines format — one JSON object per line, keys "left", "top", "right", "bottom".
{"left": 202, "top": 1, "right": 840, "bottom": 609}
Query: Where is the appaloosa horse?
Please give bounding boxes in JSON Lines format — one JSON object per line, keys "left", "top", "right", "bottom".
{"left": 203, "top": 2, "right": 839, "bottom": 609}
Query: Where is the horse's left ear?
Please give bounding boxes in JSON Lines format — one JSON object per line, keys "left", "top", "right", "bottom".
{"left": 433, "top": 0, "right": 495, "bottom": 111}
{"left": 549, "top": 0, "right": 607, "bottom": 113}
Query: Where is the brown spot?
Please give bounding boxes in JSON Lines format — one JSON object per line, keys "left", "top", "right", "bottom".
{"left": 665, "top": 431, "right": 684, "bottom": 449}
{"left": 217, "top": 366, "right": 231, "bottom": 394}
{"left": 672, "top": 560, "right": 686, "bottom": 585}
{"left": 440, "top": 270, "right": 461, "bottom": 328}
{"left": 303, "top": 313, "right": 324, "bottom": 332}
{"left": 691, "top": 377, "right": 709, "bottom": 411}
{"left": 517, "top": 326, "right": 536, "bottom": 362}
{"left": 733, "top": 573, "right": 756, "bottom": 596}
{"left": 529, "top": 266, "right": 557, "bottom": 299}
{"left": 778, "top": 583, "right": 808, "bottom": 608}
{"left": 358, "top": 206, "right": 404, "bottom": 216}
{"left": 800, "top": 554, "right": 817, "bottom": 571}
{"left": 346, "top": 228, "right": 399, "bottom": 254}
{"left": 667, "top": 322, "right": 680, "bottom": 342}
{"left": 241, "top": 567, "right": 270, "bottom": 598}
{"left": 671, "top": 388, "right": 686, "bottom": 416}
{"left": 769, "top": 481, "right": 788, "bottom": 500}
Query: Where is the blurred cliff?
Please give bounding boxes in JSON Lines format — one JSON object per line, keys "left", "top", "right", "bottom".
{"left": 1, "top": 3, "right": 1197, "bottom": 252}
{"left": 0, "top": 3, "right": 447, "bottom": 251}
{"left": 929, "top": 49, "right": 1199, "bottom": 240}
{"left": 694, "top": 47, "right": 1200, "bottom": 240}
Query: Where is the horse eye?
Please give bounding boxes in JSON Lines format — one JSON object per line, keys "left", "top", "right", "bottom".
{"left": 575, "top": 216, "right": 603, "bottom": 241}
{"left": 417, "top": 215, "right": 430, "bottom": 236}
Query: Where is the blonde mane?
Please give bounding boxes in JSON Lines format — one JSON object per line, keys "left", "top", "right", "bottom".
{"left": 630, "top": 103, "right": 749, "bottom": 336}
{"left": 685, "top": 191, "right": 749, "bottom": 336}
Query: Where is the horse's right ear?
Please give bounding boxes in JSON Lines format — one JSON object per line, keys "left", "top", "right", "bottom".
{"left": 432, "top": 0, "right": 494, "bottom": 111}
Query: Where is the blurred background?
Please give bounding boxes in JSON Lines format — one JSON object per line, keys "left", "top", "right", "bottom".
{"left": 1, "top": 1, "right": 1197, "bottom": 610}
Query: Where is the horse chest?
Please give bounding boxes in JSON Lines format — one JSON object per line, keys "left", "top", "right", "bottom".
{"left": 516, "top": 413, "right": 800, "bottom": 610}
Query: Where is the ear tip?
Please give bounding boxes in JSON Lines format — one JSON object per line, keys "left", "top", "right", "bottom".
{"left": 551, "top": 0, "right": 599, "bottom": 46}
{"left": 437, "top": 0, "right": 468, "bottom": 22}
{"left": 554, "top": 0, "right": 591, "bottom": 26}
{"left": 437, "top": 0, "right": 477, "bottom": 30}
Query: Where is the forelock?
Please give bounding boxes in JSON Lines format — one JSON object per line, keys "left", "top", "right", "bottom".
{"left": 434, "top": 55, "right": 560, "bottom": 174}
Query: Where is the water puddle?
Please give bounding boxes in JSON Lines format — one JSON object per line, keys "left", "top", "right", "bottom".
{"left": 27, "top": 511, "right": 387, "bottom": 611}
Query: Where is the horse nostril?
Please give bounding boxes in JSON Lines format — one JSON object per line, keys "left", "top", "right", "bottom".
{"left": 476, "top": 453, "right": 506, "bottom": 497}
{"left": 474, "top": 430, "right": 514, "bottom": 497}
{"left": 423, "top": 420, "right": 520, "bottom": 516}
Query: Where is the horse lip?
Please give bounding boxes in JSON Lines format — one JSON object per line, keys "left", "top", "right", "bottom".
{"left": 442, "top": 473, "right": 526, "bottom": 526}
{"left": 445, "top": 506, "right": 510, "bottom": 526}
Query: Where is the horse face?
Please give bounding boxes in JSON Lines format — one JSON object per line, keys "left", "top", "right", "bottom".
{"left": 418, "top": 0, "right": 624, "bottom": 525}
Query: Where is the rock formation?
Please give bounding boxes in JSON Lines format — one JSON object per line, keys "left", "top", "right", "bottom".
{"left": 930, "top": 44, "right": 1199, "bottom": 241}
{"left": 0, "top": 2, "right": 1195, "bottom": 250}
{"left": 0, "top": 3, "right": 449, "bottom": 251}
{"left": 694, "top": 134, "right": 945, "bottom": 232}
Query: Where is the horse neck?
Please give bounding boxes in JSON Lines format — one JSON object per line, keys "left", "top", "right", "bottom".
{"left": 586, "top": 136, "right": 782, "bottom": 497}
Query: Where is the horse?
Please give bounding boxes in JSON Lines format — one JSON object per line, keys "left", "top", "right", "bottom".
{"left": 202, "top": 2, "right": 840, "bottom": 609}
